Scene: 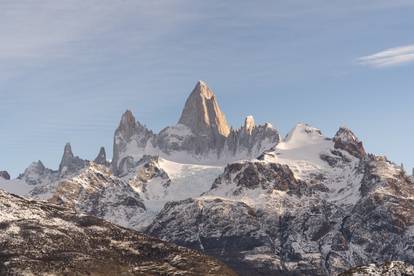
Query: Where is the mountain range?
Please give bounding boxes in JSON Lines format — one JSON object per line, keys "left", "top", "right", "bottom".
{"left": 1, "top": 81, "right": 413, "bottom": 275}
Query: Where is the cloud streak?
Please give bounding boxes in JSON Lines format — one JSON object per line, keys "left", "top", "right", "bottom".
{"left": 358, "top": 44, "right": 414, "bottom": 68}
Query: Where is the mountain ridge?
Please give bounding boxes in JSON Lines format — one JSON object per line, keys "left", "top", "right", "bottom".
{"left": 112, "top": 81, "right": 280, "bottom": 176}
{"left": 1, "top": 81, "right": 413, "bottom": 275}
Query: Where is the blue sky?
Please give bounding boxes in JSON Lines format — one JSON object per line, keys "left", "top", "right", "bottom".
{"left": 1, "top": 1, "right": 414, "bottom": 177}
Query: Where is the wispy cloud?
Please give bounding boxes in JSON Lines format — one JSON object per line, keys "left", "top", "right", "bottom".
{"left": 358, "top": 45, "right": 414, "bottom": 68}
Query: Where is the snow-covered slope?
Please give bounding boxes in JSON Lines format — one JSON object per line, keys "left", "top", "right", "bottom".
{"left": 119, "top": 155, "right": 224, "bottom": 228}
{"left": 260, "top": 123, "right": 364, "bottom": 205}
{"left": 147, "top": 124, "right": 414, "bottom": 275}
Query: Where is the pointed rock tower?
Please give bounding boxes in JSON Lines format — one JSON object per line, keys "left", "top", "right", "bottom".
{"left": 59, "top": 143, "right": 86, "bottom": 176}
{"left": 178, "top": 81, "right": 230, "bottom": 138}
{"left": 94, "top": 147, "right": 109, "bottom": 166}
{"left": 112, "top": 110, "right": 154, "bottom": 175}
{"left": 111, "top": 80, "right": 281, "bottom": 170}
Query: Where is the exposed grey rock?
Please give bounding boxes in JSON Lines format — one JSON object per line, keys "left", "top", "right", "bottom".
{"left": 132, "top": 155, "right": 170, "bottom": 184}
{"left": 340, "top": 261, "right": 414, "bottom": 276}
{"left": 211, "top": 161, "right": 307, "bottom": 196}
{"left": 147, "top": 198, "right": 279, "bottom": 275}
{"left": 147, "top": 148, "right": 414, "bottom": 275}
{"left": 58, "top": 143, "right": 87, "bottom": 176}
{"left": 112, "top": 81, "right": 280, "bottom": 175}
{"left": 225, "top": 117, "right": 280, "bottom": 158}
{"left": 334, "top": 127, "right": 366, "bottom": 159}
{"left": 112, "top": 110, "right": 155, "bottom": 175}
{"left": 0, "top": 171, "right": 10, "bottom": 180}
{"left": 49, "top": 163, "right": 147, "bottom": 230}
{"left": 94, "top": 146, "right": 109, "bottom": 166}
{"left": 0, "top": 189, "right": 235, "bottom": 276}
{"left": 17, "top": 160, "right": 57, "bottom": 186}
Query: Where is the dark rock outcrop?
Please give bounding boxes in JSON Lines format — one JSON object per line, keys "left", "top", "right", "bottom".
{"left": 334, "top": 127, "right": 366, "bottom": 159}
{"left": 0, "top": 171, "right": 10, "bottom": 180}
{"left": 340, "top": 261, "right": 414, "bottom": 276}
{"left": 59, "top": 143, "right": 87, "bottom": 176}
{"left": 0, "top": 189, "right": 235, "bottom": 276}
{"left": 211, "top": 161, "right": 307, "bottom": 196}
{"left": 94, "top": 146, "right": 109, "bottom": 166}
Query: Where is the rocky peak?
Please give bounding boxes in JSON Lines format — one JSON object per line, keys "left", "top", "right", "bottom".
{"left": 63, "top": 143, "right": 74, "bottom": 159}
{"left": 16, "top": 160, "right": 56, "bottom": 186}
{"left": 244, "top": 115, "right": 255, "bottom": 134}
{"left": 333, "top": 127, "right": 366, "bottom": 159}
{"left": 117, "top": 110, "right": 137, "bottom": 139}
{"left": 26, "top": 160, "right": 46, "bottom": 174}
{"left": 94, "top": 147, "right": 108, "bottom": 165}
{"left": 178, "top": 81, "right": 230, "bottom": 137}
{"left": 112, "top": 110, "right": 155, "bottom": 175}
{"left": 0, "top": 171, "right": 10, "bottom": 180}
{"left": 58, "top": 143, "right": 86, "bottom": 176}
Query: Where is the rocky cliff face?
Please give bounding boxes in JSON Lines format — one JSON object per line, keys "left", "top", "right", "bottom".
{"left": 59, "top": 143, "right": 87, "bottom": 176}
{"left": 340, "top": 261, "right": 414, "bottom": 276}
{"left": 178, "top": 80, "right": 230, "bottom": 138}
{"left": 94, "top": 146, "right": 110, "bottom": 166}
{"left": 333, "top": 127, "right": 366, "bottom": 159}
{"left": 112, "top": 81, "right": 280, "bottom": 175}
{"left": 112, "top": 111, "right": 155, "bottom": 175}
{"left": 0, "top": 189, "right": 235, "bottom": 276}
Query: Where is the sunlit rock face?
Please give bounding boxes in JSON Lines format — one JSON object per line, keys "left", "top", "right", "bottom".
{"left": 112, "top": 81, "right": 280, "bottom": 175}
{"left": 178, "top": 80, "right": 230, "bottom": 139}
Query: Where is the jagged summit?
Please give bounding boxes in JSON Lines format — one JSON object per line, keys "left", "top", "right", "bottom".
{"left": 178, "top": 81, "right": 230, "bottom": 137}
{"left": 334, "top": 127, "right": 366, "bottom": 159}
{"left": 111, "top": 81, "right": 280, "bottom": 174}
{"left": 94, "top": 146, "right": 108, "bottom": 165}
{"left": 59, "top": 143, "right": 74, "bottom": 172}
{"left": 112, "top": 110, "right": 154, "bottom": 175}
{"left": 59, "top": 143, "right": 86, "bottom": 176}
